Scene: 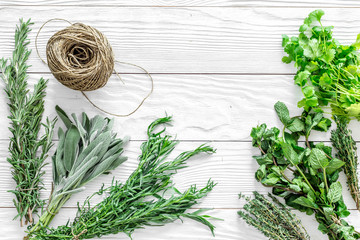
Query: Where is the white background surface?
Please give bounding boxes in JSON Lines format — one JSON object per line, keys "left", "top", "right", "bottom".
{"left": 0, "top": 1, "right": 360, "bottom": 239}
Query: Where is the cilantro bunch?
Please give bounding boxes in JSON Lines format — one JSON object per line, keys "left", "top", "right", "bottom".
{"left": 282, "top": 10, "right": 360, "bottom": 120}
{"left": 251, "top": 102, "right": 360, "bottom": 240}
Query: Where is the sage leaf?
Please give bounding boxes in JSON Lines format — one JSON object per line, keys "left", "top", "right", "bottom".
{"left": 63, "top": 125, "right": 81, "bottom": 172}
{"left": 56, "top": 105, "right": 72, "bottom": 129}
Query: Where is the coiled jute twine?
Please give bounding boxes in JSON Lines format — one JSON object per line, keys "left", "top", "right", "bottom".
{"left": 35, "top": 19, "right": 153, "bottom": 117}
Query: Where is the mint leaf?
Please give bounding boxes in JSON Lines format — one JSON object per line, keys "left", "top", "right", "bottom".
{"left": 327, "top": 182, "right": 342, "bottom": 203}
{"left": 281, "top": 142, "right": 300, "bottom": 165}
{"left": 287, "top": 118, "right": 305, "bottom": 133}
{"left": 293, "top": 196, "right": 319, "bottom": 209}
{"left": 326, "top": 158, "right": 345, "bottom": 175}
{"left": 274, "top": 101, "right": 291, "bottom": 126}
{"left": 309, "top": 148, "right": 329, "bottom": 170}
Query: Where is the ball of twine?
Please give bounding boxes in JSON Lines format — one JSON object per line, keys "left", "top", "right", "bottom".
{"left": 46, "top": 23, "right": 114, "bottom": 91}
{"left": 36, "top": 19, "right": 153, "bottom": 117}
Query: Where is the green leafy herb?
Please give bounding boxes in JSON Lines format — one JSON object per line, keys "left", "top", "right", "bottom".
{"left": 238, "top": 192, "right": 310, "bottom": 240}
{"left": 282, "top": 9, "right": 360, "bottom": 120}
{"left": 251, "top": 101, "right": 360, "bottom": 240}
{"left": 0, "top": 19, "right": 56, "bottom": 226}
{"left": 331, "top": 116, "right": 360, "bottom": 210}
{"left": 28, "top": 116, "right": 217, "bottom": 239}
{"left": 282, "top": 9, "right": 360, "bottom": 215}
{"left": 28, "top": 106, "right": 128, "bottom": 235}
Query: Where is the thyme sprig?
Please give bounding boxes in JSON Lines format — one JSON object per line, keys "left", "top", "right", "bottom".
{"left": 0, "top": 19, "right": 56, "bottom": 226}
{"left": 331, "top": 116, "right": 360, "bottom": 211}
{"left": 28, "top": 116, "right": 217, "bottom": 239}
{"left": 238, "top": 192, "right": 310, "bottom": 240}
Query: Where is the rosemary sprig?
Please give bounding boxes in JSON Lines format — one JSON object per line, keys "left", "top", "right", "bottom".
{"left": 238, "top": 192, "right": 310, "bottom": 240}
{"left": 28, "top": 106, "right": 128, "bottom": 234}
{"left": 331, "top": 116, "right": 360, "bottom": 211}
{"left": 29, "top": 116, "right": 217, "bottom": 239}
{"left": 0, "top": 19, "right": 56, "bottom": 226}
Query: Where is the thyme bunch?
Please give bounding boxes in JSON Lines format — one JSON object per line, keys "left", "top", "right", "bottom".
{"left": 28, "top": 106, "right": 128, "bottom": 234}
{"left": 0, "top": 19, "right": 56, "bottom": 226}
{"left": 29, "top": 116, "right": 217, "bottom": 239}
{"left": 238, "top": 192, "right": 310, "bottom": 240}
{"left": 331, "top": 116, "right": 360, "bottom": 210}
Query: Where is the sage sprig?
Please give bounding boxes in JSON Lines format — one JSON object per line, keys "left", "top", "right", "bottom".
{"left": 251, "top": 101, "right": 360, "bottom": 240}
{"left": 28, "top": 106, "right": 127, "bottom": 234}
{"left": 29, "top": 116, "right": 217, "bottom": 239}
{"left": 0, "top": 19, "right": 56, "bottom": 226}
{"left": 238, "top": 192, "right": 310, "bottom": 240}
{"left": 331, "top": 116, "right": 360, "bottom": 211}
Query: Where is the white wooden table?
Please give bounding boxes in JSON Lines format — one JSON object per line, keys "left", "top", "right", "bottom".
{"left": 0, "top": 1, "right": 360, "bottom": 239}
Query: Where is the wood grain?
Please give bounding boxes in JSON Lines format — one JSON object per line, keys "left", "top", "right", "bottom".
{"left": 0, "top": 7, "right": 359, "bottom": 74}
{"left": 2, "top": 74, "right": 360, "bottom": 142}
{"left": 1, "top": 0, "right": 360, "bottom": 7}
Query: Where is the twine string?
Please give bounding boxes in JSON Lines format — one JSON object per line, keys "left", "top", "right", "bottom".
{"left": 71, "top": 229, "right": 87, "bottom": 240}
{"left": 35, "top": 18, "right": 152, "bottom": 117}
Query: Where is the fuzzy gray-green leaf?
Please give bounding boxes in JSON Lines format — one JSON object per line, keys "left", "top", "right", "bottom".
{"left": 63, "top": 125, "right": 81, "bottom": 172}
{"left": 73, "top": 131, "right": 111, "bottom": 170}
{"left": 55, "top": 127, "right": 67, "bottom": 179}
{"left": 55, "top": 105, "right": 72, "bottom": 129}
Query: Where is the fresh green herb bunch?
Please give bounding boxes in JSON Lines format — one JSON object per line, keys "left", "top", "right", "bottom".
{"left": 331, "top": 116, "right": 360, "bottom": 211}
{"left": 28, "top": 106, "right": 128, "bottom": 234}
{"left": 0, "top": 19, "right": 56, "bottom": 226}
{"left": 28, "top": 116, "right": 217, "bottom": 239}
{"left": 282, "top": 10, "right": 360, "bottom": 119}
{"left": 251, "top": 101, "right": 360, "bottom": 240}
{"left": 238, "top": 191, "right": 310, "bottom": 240}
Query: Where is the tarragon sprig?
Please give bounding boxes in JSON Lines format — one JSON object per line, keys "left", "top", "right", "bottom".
{"left": 0, "top": 19, "right": 56, "bottom": 226}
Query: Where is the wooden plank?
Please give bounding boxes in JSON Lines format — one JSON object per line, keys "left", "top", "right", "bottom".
{"left": 1, "top": 207, "right": 360, "bottom": 239}
{"left": 2, "top": 0, "right": 360, "bottom": 7}
{"left": 0, "top": 7, "right": 359, "bottom": 74}
{"left": 0, "top": 141, "right": 358, "bottom": 210}
{"left": 1, "top": 74, "right": 360, "bottom": 141}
